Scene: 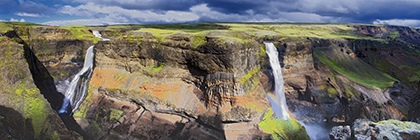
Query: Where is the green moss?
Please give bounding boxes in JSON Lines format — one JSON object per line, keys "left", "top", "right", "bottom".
{"left": 388, "top": 31, "right": 400, "bottom": 40}
{"left": 373, "top": 120, "right": 420, "bottom": 140}
{"left": 318, "top": 84, "right": 328, "bottom": 90}
{"left": 73, "top": 85, "right": 93, "bottom": 118}
{"left": 403, "top": 45, "right": 420, "bottom": 56}
{"left": 192, "top": 33, "right": 205, "bottom": 49}
{"left": 109, "top": 108, "right": 123, "bottom": 122}
{"left": 0, "top": 22, "right": 14, "bottom": 33}
{"left": 121, "top": 33, "right": 144, "bottom": 44}
{"left": 375, "top": 59, "right": 391, "bottom": 73}
{"left": 260, "top": 44, "right": 267, "bottom": 57}
{"left": 137, "top": 28, "right": 180, "bottom": 42}
{"left": 61, "top": 25, "right": 101, "bottom": 43}
{"left": 221, "top": 23, "right": 382, "bottom": 41}
{"left": 214, "top": 34, "right": 250, "bottom": 45}
{"left": 11, "top": 82, "right": 49, "bottom": 136}
{"left": 396, "top": 65, "right": 420, "bottom": 82}
{"left": 344, "top": 86, "right": 358, "bottom": 98}
{"left": 258, "top": 109, "right": 310, "bottom": 140}
{"left": 88, "top": 121, "right": 102, "bottom": 137}
{"left": 327, "top": 87, "right": 339, "bottom": 95}
{"left": 114, "top": 74, "right": 127, "bottom": 82}
{"left": 238, "top": 67, "right": 261, "bottom": 93}
{"left": 245, "top": 102, "right": 264, "bottom": 112}
{"left": 1, "top": 22, "right": 44, "bottom": 27}
{"left": 51, "top": 131, "right": 60, "bottom": 140}
{"left": 250, "top": 76, "right": 260, "bottom": 91}
{"left": 144, "top": 62, "right": 165, "bottom": 77}
{"left": 238, "top": 68, "right": 260, "bottom": 84}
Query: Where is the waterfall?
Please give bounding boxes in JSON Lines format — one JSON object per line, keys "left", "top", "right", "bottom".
{"left": 92, "top": 30, "right": 110, "bottom": 41}
{"left": 264, "top": 42, "right": 290, "bottom": 120}
{"left": 58, "top": 30, "right": 107, "bottom": 114}
{"left": 58, "top": 45, "right": 95, "bottom": 114}
{"left": 353, "top": 43, "right": 356, "bottom": 52}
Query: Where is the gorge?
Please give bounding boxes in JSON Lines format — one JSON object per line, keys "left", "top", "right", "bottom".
{"left": 0, "top": 22, "right": 419, "bottom": 140}
{"left": 58, "top": 30, "right": 110, "bottom": 115}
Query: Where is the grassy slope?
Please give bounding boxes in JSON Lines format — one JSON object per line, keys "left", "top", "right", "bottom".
{"left": 314, "top": 47, "right": 397, "bottom": 89}
{"left": 61, "top": 25, "right": 101, "bottom": 43}
{"left": 258, "top": 109, "right": 310, "bottom": 140}
{"left": 219, "top": 23, "right": 379, "bottom": 39}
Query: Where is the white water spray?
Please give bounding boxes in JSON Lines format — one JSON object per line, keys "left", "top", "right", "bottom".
{"left": 58, "top": 45, "right": 95, "bottom": 114}
{"left": 264, "top": 42, "right": 290, "bottom": 120}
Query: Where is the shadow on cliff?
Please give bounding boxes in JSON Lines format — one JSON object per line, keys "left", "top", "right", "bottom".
{"left": 0, "top": 105, "right": 34, "bottom": 139}
{"left": 5, "top": 30, "right": 86, "bottom": 138}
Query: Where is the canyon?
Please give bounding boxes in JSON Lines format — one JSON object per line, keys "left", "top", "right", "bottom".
{"left": 0, "top": 22, "right": 419, "bottom": 139}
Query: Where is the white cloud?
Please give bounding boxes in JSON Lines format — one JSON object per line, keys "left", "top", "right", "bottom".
{"left": 16, "top": 12, "right": 43, "bottom": 17}
{"left": 373, "top": 19, "right": 420, "bottom": 28}
{"left": 10, "top": 18, "right": 19, "bottom": 22}
{"left": 9, "top": 18, "right": 25, "bottom": 22}
{"left": 56, "top": 2, "right": 199, "bottom": 25}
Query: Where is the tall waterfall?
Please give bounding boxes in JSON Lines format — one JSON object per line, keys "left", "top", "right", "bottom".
{"left": 58, "top": 45, "right": 95, "bottom": 114}
{"left": 264, "top": 42, "right": 290, "bottom": 120}
{"left": 58, "top": 30, "right": 106, "bottom": 114}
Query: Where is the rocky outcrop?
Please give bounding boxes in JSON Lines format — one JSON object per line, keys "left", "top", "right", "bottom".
{"left": 329, "top": 125, "right": 351, "bottom": 140}
{"left": 330, "top": 119, "right": 420, "bottom": 140}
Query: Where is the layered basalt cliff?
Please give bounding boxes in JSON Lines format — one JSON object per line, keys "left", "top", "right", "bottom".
{"left": 1, "top": 22, "right": 420, "bottom": 139}
{"left": 84, "top": 30, "right": 270, "bottom": 139}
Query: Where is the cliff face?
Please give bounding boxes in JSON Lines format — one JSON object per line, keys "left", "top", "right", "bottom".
{"left": 274, "top": 37, "right": 417, "bottom": 123}
{"left": 84, "top": 30, "right": 270, "bottom": 139}
{"left": 1, "top": 23, "right": 420, "bottom": 139}
{"left": 0, "top": 30, "right": 79, "bottom": 139}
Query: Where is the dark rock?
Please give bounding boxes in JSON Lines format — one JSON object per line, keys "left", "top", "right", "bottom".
{"left": 331, "top": 119, "right": 420, "bottom": 140}
{"left": 329, "top": 125, "right": 351, "bottom": 140}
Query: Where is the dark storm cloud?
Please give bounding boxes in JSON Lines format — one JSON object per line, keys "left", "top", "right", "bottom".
{"left": 17, "top": 1, "right": 55, "bottom": 15}
{"left": 202, "top": 0, "right": 264, "bottom": 14}
{"left": 39, "top": 0, "right": 420, "bottom": 26}
{"left": 72, "top": 0, "right": 202, "bottom": 11}
{"left": 64, "top": 0, "right": 420, "bottom": 24}
{"left": 201, "top": 0, "right": 420, "bottom": 23}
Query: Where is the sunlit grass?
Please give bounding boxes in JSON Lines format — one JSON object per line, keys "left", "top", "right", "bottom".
{"left": 61, "top": 25, "right": 101, "bottom": 43}
{"left": 314, "top": 47, "right": 397, "bottom": 89}
{"left": 0, "top": 22, "right": 14, "bottom": 33}
{"left": 219, "top": 23, "right": 383, "bottom": 40}
{"left": 105, "top": 23, "right": 226, "bottom": 32}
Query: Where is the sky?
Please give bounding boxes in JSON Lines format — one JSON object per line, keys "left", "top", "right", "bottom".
{"left": 1, "top": 0, "right": 420, "bottom": 27}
